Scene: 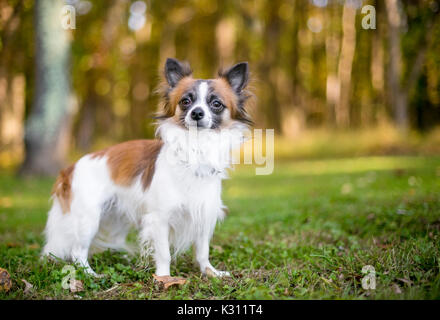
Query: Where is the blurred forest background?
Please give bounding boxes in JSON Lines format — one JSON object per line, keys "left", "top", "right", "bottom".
{"left": 0, "top": 0, "right": 440, "bottom": 175}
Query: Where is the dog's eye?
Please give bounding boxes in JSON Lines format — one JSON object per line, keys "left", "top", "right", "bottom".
{"left": 180, "top": 98, "right": 191, "bottom": 108}
{"left": 211, "top": 100, "right": 223, "bottom": 112}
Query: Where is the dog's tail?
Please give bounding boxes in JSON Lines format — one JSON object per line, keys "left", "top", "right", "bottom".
{"left": 51, "top": 164, "right": 75, "bottom": 214}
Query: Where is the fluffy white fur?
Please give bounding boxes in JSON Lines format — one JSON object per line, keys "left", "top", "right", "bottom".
{"left": 42, "top": 120, "right": 248, "bottom": 277}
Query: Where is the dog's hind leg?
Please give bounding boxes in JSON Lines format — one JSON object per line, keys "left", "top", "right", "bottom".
{"left": 42, "top": 198, "right": 74, "bottom": 261}
{"left": 90, "top": 204, "right": 133, "bottom": 255}
{"left": 42, "top": 198, "right": 102, "bottom": 276}
{"left": 67, "top": 200, "right": 103, "bottom": 277}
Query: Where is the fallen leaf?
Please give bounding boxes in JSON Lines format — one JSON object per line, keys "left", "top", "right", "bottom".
{"left": 0, "top": 268, "right": 12, "bottom": 292}
{"left": 392, "top": 283, "right": 402, "bottom": 294}
{"left": 21, "top": 279, "right": 33, "bottom": 294}
{"left": 153, "top": 274, "right": 187, "bottom": 289}
{"left": 69, "top": 279, "right": 84, "bottom": 293}
{"left": 6, "top": 242, "right": 19, "bottom": 248}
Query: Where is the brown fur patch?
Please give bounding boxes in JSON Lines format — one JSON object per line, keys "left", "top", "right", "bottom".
{"left": 210, "top": 78, "right": 239, "bottom": 118}
{"left": 158, "top": 77, "right": 196, "bottom": 118}
{"left": 92, "top": 139, "right": 163, "bottom": 190}
{"left": 52, "top": 164, "right": 75, "bottom": 214}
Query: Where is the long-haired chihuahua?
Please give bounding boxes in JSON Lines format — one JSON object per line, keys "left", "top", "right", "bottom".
{"left": 42, "top": 58, "right": 253, "bottom": 278}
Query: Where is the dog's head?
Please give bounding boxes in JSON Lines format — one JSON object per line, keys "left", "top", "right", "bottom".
{"left": 156, "top": 58, "right": 253, "bottom": 129}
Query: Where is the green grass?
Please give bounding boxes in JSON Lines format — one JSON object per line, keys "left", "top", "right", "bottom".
{"left": 1, "top": 155, "right": 440, "bottom": 299}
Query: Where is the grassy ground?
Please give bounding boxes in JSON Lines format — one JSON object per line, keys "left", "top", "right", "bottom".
{"left": 0, "top": 155, "right": 439, "bottom": 299}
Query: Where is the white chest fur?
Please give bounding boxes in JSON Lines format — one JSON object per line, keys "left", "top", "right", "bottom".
{"left": 157, "top": 121, "right": 247, "bottom": 177}
{"left": 140, "top": 121, "right": 247, "bottom": 255}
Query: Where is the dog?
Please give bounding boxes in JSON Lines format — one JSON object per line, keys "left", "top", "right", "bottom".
{"left": 42, "top": 58, "right": 253, "bottom": 278}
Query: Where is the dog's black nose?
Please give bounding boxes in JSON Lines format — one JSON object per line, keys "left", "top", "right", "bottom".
{"left": 190, "top": 107, "right": 204, "bottom": 121}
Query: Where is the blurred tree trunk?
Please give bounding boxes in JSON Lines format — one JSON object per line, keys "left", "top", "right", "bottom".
{"left": 325, "top": 2, "right": 341, "bottom": 126}
{"left": 216, "top": 17, "right": 236, "bottom": 67}
{"left": 384, "top": 0, "right": 406, "bottom": 130}
{"left": 335, "top": 2, "right": 357, "bottom": 128}
{"left": 76, "top": 93, "right": 97, "bottom": 151}
{"left": 371, "top": 1, "right": 386, "bottom": 124}
{"left": 0, "top": 1, "right": 26, "bottom": 166}
{"left": 0, "top": 73, "right": 25, "bottom": 165}
{"left": 75, "top": 0, "right": 127, "bottom": 151}
{"left": 385, "top": 0, "right": 438, "bottom": 131}
{"left": 20, "top": 0, "right": 71, "bottom": 176}
{"left": 289, "top": 0, "right": 300, "bottom": 105}
{"left": 259, "top": 0, "right": 282, "bottom": 134}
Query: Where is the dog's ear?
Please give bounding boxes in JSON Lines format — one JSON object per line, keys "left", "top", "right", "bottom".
{"left": 220, "top": 62, "right": 249, "bottom": 93}
{"left": 165, "top": 58, "right": 192, "bottom": 87}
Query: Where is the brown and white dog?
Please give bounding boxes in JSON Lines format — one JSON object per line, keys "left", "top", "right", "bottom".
{"left": 42, "top": 58, "right": 252, "bottom": 277}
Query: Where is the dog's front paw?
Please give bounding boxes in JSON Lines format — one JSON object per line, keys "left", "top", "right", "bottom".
{"left": 204, "top": 267, "right": 231, "bottom": 278}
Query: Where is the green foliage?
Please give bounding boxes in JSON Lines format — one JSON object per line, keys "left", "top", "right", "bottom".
{"left": 0, "top": 155, "right": 439, "bottom": 299}
{"left": 2, "top": 1, "right": 440, "bottom": 155}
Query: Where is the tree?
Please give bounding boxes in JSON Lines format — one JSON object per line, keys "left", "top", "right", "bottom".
{"left": 385, "top": 0, "right": 439, "bottom": 131}
{"left": 258, "top": 0, "right": 283, "bottom": 134}
{"left": 335, "top": 1, "right": 357, "bottom": 128}
{"left": 20, "top": 0, "right": 72, "bottom": 175}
